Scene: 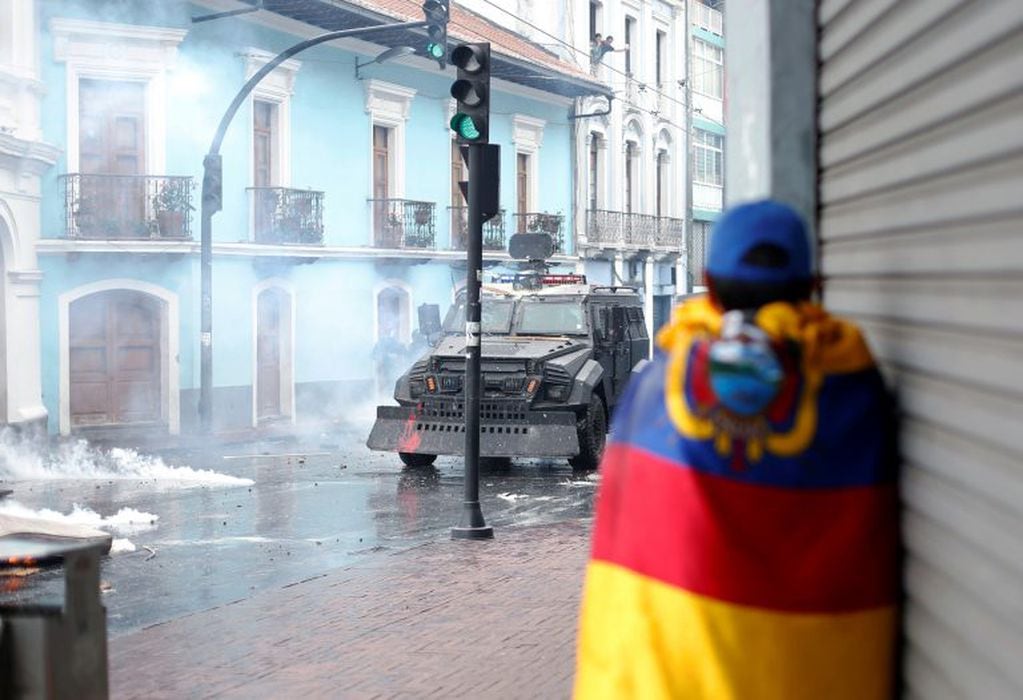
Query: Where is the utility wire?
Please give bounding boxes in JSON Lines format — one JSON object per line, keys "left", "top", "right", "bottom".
{"left": 470, "top": 0, "right": 706, "bottom": 112}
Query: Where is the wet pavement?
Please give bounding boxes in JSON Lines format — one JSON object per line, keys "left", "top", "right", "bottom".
{"left": 0, "top": 421, "right": 597, "bottom": 634}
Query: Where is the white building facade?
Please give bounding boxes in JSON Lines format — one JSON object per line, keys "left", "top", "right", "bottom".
{"left": 0, "top": 0, "right": 55, "bottom": 430}
{"left": 461, "top": 0, "right": 724, "bottom": 335}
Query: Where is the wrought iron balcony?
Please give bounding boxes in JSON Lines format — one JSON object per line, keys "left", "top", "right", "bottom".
{"left": 248, "top": 187, "right": 324, "bottom": 245}
{"left": 368, "top": 198, "right": 436, "bottom": 249}
{"left": 448, "top": 207, "right": 507, "bottom": 251}
{"left": 586, "top": 209, "right": 660, "bottom": 248}
{"left": 513, "top": 212, "right": 565, "bottom": 253}
{"left": 62, "top": 173, "right": 194, "bottom": 240}
{"left": 656, "top": 216, "right": 685, "bottom": 249}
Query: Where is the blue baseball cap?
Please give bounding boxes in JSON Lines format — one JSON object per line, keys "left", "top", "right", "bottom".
{"left": 706, "top": 200, "right": 813, "bottom": 284}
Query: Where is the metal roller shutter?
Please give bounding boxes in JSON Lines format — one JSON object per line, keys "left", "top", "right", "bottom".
{"left": 817, "top": 0, "right": 1023, "bottom": 697}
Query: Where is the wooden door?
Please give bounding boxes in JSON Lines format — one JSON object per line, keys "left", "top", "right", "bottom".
{"left": 78, "top": 79, "right": 145, "bottom": 237}
{"left": 69, "top": 291, "right": 161, "bottom": 427}
{"left": 253, "top": 100, "right": 277, "bottom": 240}
{"left": 256, "top": 289, "right": 283, "bottom": 420}
{"left": 372, "top": 126, "right": 391, "bottom": 245}
{"left": 516, "top": 153, "right": 529, "bottom": 233}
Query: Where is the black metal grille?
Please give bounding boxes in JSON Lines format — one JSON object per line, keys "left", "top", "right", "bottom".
{"left": 514, "top": 212, "right": 565, "bottom": 253}
{"left": 544, "top": 365, "right": 573, "bottom": 385}
{"left": 418, "top": 398, "right": 531, "bottom": 422}
{"left": 448, "top": 207, "right": 507, "bottom": 251}
{"left": 368, "top": 198, "right": 436, "bottom": 249}
{"left": 248, "top": 187, "right": 324, "bottom": 245}
{"left": 62, "top": 173, "right": 194, "bottom": 239}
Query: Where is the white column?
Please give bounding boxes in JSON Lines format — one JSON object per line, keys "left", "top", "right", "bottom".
{"left": 5, "top": 269, "right": 46, "bottom": 426}
{"left": 725, "top": 0, "right": 817, "bottom": 229}
{"left": 643, "top": 256, "right": 654, "bottom": 353}
{"left": 612, "top": 253, "right": 625, "bottom": 285}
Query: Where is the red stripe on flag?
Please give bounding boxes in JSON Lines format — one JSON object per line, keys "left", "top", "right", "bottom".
{"left": 591, "top": 443, "right": 899, "bottom": 613}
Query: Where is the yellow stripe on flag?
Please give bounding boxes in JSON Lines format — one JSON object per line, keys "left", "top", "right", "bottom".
{"left": 574, "top": 561, "right": 896, "bottom": 700}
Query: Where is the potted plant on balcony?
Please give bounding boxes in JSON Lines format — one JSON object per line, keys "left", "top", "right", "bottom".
{"left": 152, "top": 180, "right": 193, "bottom": 238}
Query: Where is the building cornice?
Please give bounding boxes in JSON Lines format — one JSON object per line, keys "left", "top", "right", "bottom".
{"left": 34, "top": 238, "right": 579, "bottom": 264}
{"left": 0, "top": 133, "right": 62, "bottom": 175}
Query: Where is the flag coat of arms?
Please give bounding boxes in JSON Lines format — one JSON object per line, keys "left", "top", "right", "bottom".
{"left": 574, "top": 298, "right": 899, "bottom": 699}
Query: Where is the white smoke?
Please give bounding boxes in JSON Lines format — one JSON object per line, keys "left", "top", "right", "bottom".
{"left": 0, "top": 429, "right": 252, "bottom": 487}
{"left": 0, "top": 500, "right": 159, "bottom": 536}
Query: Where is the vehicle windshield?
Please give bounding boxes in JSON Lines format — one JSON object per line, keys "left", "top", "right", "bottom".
{"left": 516, "top": 300, "right": 588, "bottom": 336}
{"left": 443, "top": 299, "right": 515, "bottom": 335}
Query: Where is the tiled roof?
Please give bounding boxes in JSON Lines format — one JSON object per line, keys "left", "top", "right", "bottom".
{"left": 349, "top": 0, "right": 595, "bottom": 82}
{"left": 239, "top": 0, "right": 609, "bottom": 97}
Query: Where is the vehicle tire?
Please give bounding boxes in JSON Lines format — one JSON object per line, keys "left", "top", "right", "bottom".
{"left": 569, "top": 395, "right": 607, "bottom": 471}
{"left": 399, "top": 452, "right": 437, "bottom": 468}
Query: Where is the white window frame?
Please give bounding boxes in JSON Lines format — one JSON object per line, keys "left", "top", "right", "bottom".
{"left": 655, "top": 128, "right": 674, "bottom": 217}
{"left": 365, "top": 79, "right": 416, "bottom": 202}
{"left": 693, "top": 128, "right": 724, "bottom": 186}
{"left": 692, "top": 38, "right": 724, "bottom": 99}
{"left": 51, "top": 18, "right": 186, "bottom": 174}
{"left": 623, "top": 118, "right": 644, "bottom": 213}
{"left": 513, "top": 114, "right": 545, "bottom": 214}
{"left": 243, "top": 48, "right": 299, "bottom": 188}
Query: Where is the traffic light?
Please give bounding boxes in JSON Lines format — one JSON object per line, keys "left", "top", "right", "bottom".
{"left": 450, "top": 43, "right": 490, "bottom": 144}
{"left": 202, "top": 154, "right": 223, "bottom": 213}
{"left": 422, "top": 0, "right": 449, "bottom": 69}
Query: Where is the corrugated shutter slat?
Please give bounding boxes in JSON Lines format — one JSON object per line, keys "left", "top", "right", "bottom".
{"left": 818, "top": 0, "right": 1023, "bottom": 695}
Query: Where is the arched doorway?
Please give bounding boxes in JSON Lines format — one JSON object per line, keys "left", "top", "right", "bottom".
{"left": 68, "top": 290, "right": 162, "bottom": 428}
{"left": 374, "top": 283, "right": 411, "bottom": 398}
{"left": 255, "top": 286, "right": 294, "bottom": 423}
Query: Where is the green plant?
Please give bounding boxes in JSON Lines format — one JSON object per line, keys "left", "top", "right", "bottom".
{"left": 152, "top": 180, "right": 194, "bottom": 213}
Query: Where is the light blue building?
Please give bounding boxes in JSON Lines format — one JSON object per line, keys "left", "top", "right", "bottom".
{"left": 4, "top": 0, "right": 608, "bottom": 436}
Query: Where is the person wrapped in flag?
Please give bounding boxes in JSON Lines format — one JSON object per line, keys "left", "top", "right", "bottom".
{"left": 574, "top": 200, "right": 899, "bottom": 699}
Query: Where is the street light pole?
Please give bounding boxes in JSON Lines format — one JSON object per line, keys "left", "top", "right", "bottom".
{"left": 197, "top": 20, "right": 428, "bottom": 433}
{"left": 451, "top": 142, "right": 494, "bottom": 540}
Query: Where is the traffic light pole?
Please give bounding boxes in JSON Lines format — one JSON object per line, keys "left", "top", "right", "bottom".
{"left": 452, "top": 142, "right": 494, "bottom": 540}
{"left": 196, "top": 20, "right": 428, "bottom": 433}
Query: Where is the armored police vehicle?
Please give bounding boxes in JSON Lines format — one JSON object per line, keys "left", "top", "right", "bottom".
{"left": 367, "top": 274, "right": 649, "bottom": 469}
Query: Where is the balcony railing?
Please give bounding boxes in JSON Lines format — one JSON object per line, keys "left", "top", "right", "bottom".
{"left": 586, "top": 209, "right": 658, "bottom": 247}
{"left": 693, "top": 1, "right": 724, "bottom": 34}
{"left": 656, "top": 216, "right": 685, "bottom": 248}
{"left": 248, "top": 187, "right": 324, "bottom": 245}
{"left": 448, "top": 207, "right": 507, "bottom": 251}
{"left": 513, "top": 212, "right": 565, "bottom": 253}
{"left": 587, "top": 209, "right": 685, "bottom": 250}
{"left": 368, "top": 198, "right": 436, "bottom": 249}
{"left": 62, "top": 173, "right": 194, "bottom": 240}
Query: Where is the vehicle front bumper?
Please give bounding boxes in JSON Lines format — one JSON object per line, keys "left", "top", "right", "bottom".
{"left": 367, "top": 399, "right": 580, "bottom": 458}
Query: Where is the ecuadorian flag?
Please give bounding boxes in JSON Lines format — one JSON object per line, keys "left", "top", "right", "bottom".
{"left": 574, "top": 298, "right": 899, "bottom": 699}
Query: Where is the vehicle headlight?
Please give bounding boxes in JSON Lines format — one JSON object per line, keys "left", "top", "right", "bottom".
{"left": 545, "top": 384, "right": 568, "bottom": 401}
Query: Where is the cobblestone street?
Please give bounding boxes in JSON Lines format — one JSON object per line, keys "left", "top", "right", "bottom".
{"left": 109, "top": 520, "right": 591, "bottom": 698}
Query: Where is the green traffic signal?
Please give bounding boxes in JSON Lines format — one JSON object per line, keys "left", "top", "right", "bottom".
{"left": 427, "top": 42, "right": 445, "bottom": 59}
{"left": 450, "top": 113, "right": 481, "bottom": 140}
